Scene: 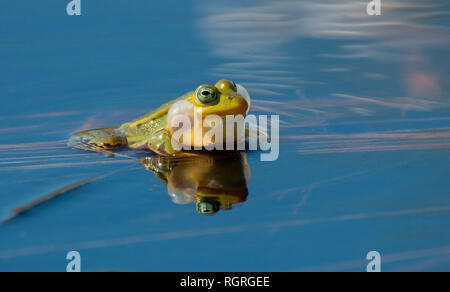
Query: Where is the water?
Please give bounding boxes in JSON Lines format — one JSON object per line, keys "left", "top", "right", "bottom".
{"left": 0, "top": 0, "right": 449, "bottom": 271}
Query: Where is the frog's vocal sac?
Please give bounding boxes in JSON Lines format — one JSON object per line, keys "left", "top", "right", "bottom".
{"left": 68, "top": 80, "right": 251, "bottom": 156}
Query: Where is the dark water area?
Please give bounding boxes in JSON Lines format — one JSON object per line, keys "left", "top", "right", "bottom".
{"left": 0, "top": 0, "right": 449, "bottom": 271}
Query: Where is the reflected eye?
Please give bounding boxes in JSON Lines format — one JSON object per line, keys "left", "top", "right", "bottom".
{"left": 196, "top": 86, "right": 218, "bottom": 104}
{"left": 196, "top": 201, "right": 220, "bottom": 216}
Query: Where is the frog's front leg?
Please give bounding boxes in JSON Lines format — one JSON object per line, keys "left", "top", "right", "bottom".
{"left": 68, "top": 127, "right": 128, "bottom": 152}
{"left": 147, "top": 128, "right": 183, "bottom": 156}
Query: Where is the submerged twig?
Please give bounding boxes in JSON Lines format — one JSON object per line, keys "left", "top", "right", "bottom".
{"left": 1, "top": 177, "right": 98, "bottom": 225}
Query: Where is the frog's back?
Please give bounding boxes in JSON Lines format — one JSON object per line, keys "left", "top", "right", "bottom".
{"left": 117, "top": 91, "right": 193, "bottom": 148}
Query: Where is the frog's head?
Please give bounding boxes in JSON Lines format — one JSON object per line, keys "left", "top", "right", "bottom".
{"left": 167, "top": 80, "right": 251, "bottom": 148}
{"left": 191, "top": 80, "right": 250, "bottom": 117}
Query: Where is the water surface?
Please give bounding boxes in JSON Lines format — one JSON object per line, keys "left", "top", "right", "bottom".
{"left": 0, "top": 0, "right": 449, "bottom": 271}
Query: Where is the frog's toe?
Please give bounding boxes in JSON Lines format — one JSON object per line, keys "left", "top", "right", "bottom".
{"left": 146, "top": 129, "right": 182, "bottom": 156}
{"left": 68, "top": 128, "right": 127, "bottom": 151}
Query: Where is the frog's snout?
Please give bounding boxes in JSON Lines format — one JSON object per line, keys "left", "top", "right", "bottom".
{"left": 236, "top": 83, "right": 251, "bottom": 114}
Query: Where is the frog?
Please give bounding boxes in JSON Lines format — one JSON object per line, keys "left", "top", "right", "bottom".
{"left": 140, "top": 151, "right": 250, "bottom": 216}
{"left": 68, "top": 80, "right": 251, "bottom": 156}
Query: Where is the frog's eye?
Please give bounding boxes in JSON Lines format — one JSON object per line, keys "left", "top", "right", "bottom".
{"left": 196, "top": 201, "right": 220, "bottom": 216}
{"left": 196, "top": 86, "right": 218, "bottom": 104}
{"left": 215, "top": 80, "right": 237, "bottom": 94}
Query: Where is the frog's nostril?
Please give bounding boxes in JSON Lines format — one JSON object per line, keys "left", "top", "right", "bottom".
{"left": 202, "top": 91, "right": 211, "bottom": 96}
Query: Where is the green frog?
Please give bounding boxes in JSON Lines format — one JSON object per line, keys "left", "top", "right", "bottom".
{"left": 141, "top": 151, "right": 250, "bottom": 216}
{"left": 68, "top": 80, "right": 250, "bottom": 156}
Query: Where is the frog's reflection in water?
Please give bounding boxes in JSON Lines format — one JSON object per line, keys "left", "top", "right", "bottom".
{"left": 140, "top": 152, "right": 250, "bottom": 216}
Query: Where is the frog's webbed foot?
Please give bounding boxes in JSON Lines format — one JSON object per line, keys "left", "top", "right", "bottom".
{"left": 147, "top": 128, "right": 183, "bottom": 156}
{"left": 68, "top": 127, "right": 127, "bottom": 153}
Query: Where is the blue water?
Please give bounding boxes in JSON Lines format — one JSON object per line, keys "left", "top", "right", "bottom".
{"left": 0, "top": 0, "right": 449, "bottom": 271}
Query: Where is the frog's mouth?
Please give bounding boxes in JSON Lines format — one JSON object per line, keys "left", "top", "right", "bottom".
{"left": 199, "top": 94, "right": 249, "bottom": 118}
